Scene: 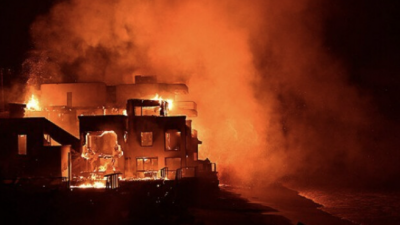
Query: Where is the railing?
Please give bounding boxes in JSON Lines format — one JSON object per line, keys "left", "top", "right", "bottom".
{"left": 160, "top": 167, "right": 199, "bottom": 181}
{"left": 167, "top": 170, "right": 176, "bottom": 180}
{"left": 176, "top": 167, "right": 198, "bottom": 180}
{"left": 160, "top": 167, "right": 168, "bottom": 179}
{"left": 198, "top": 162, "right": 217, "bottom": 173}
{"left": 105, "top": 172, "right": 121, "bottom": 189}
{"left": 160, "top": 167, "right": 176, "bottom": 180}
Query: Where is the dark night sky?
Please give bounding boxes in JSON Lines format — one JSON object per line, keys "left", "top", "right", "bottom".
{"left": 322, "top": 1, "right": 400, "bottom": 122}
{"left": 0, "top": 0, "right": 55, "bottom": 69}
{"left": 0, "top": 0, "right": 399, "bottom": 120}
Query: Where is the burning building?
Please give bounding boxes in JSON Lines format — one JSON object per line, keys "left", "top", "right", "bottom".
{"left": 0, "top": 76, "right": 218, "bottom": 190}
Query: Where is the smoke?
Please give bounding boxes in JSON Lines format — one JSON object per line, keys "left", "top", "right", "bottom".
{"left": 25, "top": 0, "right": 398, "bottom": 188}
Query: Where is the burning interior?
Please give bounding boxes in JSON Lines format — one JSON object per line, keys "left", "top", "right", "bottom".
{"left": 0, "top": 76, "right": 217, "bottom": 190}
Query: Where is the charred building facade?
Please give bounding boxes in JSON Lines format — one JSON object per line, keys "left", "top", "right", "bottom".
{"left": 0, "top": 76, "right": 217, "bottom": 189}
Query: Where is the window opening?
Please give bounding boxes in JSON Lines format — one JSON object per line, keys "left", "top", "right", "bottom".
{"left": 165, "top": 129, "right": 181, "bottom": 151}
{"left": 141, "top": 132, "right": 153, "bottom": 146}
{"left": 136, "top": 158, "right": 158, "bottom": 171}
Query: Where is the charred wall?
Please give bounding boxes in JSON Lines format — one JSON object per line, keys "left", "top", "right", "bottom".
{"left": 0, "top": 118, "right": 70, "bottom": 180}
{"left": 126, "top": 104, "right": 188, "bottom": 177}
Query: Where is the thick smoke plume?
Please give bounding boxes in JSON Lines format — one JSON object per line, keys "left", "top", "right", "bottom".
{"left": 25, "top": 0, "right": 398, "bottom": 188}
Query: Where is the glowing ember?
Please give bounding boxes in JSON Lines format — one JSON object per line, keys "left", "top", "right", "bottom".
{"left": 26, "top": 94, "right": 41, "bottom": 111}
{"left": 98, "top": 165, "right": 107, "bottom": 172}
{"left": 72, "top": 181, "right": 106, "bottom": 189}
{"left": 152, "top": 94, "right": 173, "bottom": 110}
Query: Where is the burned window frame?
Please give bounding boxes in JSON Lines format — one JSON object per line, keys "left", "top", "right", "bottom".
{"left": 136, "top": 157, "right": 158, "bottom": 172}
{"left": 165, "top": 129, "right": 181, "bottom": 151}
{"left": 141, "top": 132, "right": 153, "bottom": 147}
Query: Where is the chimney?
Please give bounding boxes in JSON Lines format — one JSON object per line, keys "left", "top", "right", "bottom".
{"left": 8, "top": 103, "right": 26, "bottom": 118}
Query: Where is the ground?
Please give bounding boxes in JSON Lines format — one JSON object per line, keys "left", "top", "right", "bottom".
{"left": 0, "top": 179, "right": 355, "bottom": 225}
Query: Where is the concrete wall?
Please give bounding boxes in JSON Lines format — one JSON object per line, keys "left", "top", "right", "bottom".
{"left": 41, "top": 83, "right": 107, "bottom": 108}
{"left": 0, "top": 119, "right": 74, "bottom": 180}
{"left": 126, "top": 116, "right": 187, "bottom": 178}
{"left": 115, "top": 84, "right": 188, "bottom": 107}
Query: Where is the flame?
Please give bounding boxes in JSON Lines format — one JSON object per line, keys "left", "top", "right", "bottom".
{"left": 72, "top": 181, "right": 106, "bottom": 189}
{"left": 71, "top": 175, "right": 107, "bottom": 189}
{"left": 26, "top": 94, "right": 41, "bottom": 111}
{"left": 152, "top": 94, "right": 173, "bottom": 110}
{"left": 98, "top": 165, "right": 107, "bottom": 172}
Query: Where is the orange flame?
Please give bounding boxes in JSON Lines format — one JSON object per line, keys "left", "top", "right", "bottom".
{"left": 152, "top": 94, "right": 173, "bottom": 110}
{"left": 73, "top": 181, "right": 106, "bottom": 189}
{"left": 26, "top": 94, "right": 41, "bottom": 111}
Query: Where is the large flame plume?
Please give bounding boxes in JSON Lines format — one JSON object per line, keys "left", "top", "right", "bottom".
{"left": 22, "top": 0, "right": 399, "bottom": 188}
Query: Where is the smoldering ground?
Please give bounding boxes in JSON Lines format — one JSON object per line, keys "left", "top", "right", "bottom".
{"left": 22, "top": 0, "right": 400, "bottom": 189}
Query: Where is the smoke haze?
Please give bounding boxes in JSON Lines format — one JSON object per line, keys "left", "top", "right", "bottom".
{"left": 25, "top": 0, "right": 399, "bottom": 188}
